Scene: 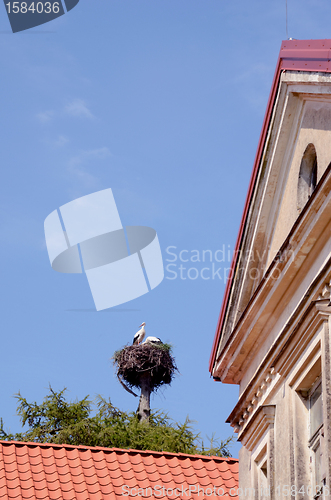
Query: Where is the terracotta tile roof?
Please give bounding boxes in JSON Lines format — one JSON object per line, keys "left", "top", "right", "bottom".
{"left": 0, "top": 440, "right": 238, "bottom": 499}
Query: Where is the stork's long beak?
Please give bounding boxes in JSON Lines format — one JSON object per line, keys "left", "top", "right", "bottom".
{"left": 139, "top": 323, "right": 144, "bottom": 327}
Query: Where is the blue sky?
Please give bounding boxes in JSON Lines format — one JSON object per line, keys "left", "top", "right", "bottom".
{"left": 1, "top": 0, "right": 331, "bottom": 458}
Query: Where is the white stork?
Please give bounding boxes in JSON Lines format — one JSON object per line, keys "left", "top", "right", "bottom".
{"left": 143, "top": 336, "right": 163, "bottom": 346}
{"left": 133, "top": 322, "right": 146, "bottom": 345}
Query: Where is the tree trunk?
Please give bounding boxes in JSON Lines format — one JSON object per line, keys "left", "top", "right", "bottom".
{"left": 137, "top": 373, "right": 152, "bottom": 422}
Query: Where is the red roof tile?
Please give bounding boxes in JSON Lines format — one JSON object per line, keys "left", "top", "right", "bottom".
{"left": 0, "top": 441, "right": 238, "bottom": 499}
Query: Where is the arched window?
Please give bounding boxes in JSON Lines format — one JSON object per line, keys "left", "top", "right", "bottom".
{"left": 297, "top": 143, "right": 317, "bottom": 211}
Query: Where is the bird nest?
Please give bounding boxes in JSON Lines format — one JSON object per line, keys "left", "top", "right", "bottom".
{"left": 113, "top": 343, "right": 177, "bottom": 391}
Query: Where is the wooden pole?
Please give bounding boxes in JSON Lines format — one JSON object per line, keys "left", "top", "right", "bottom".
{"left": 137, "top": 372, "right": 152, "bottom": 422}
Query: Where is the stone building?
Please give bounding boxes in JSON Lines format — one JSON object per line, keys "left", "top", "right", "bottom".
{"left": 209, "top": 39, "right": 331, "bottom": 499}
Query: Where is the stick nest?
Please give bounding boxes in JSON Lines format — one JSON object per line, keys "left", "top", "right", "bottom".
{"left": 113, "top": 344, "right": 177, "bottom": 391}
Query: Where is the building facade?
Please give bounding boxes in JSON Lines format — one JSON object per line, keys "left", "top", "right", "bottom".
{"left": 209, "top": 40, "right": 331, "bottom": 499}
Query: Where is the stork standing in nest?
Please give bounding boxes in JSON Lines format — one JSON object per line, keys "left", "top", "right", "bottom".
{"left": 133, "top": 322, "right": 146, "bottom": 345}
{"left": 114, "top": 322, "right": 176, "bottom": 423}
{"left": 143, "top": 336, "right": 163, "bottom": 346}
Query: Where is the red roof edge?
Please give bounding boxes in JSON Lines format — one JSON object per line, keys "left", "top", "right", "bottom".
{"left": 209, "top": 39, "right": 331, "bottom": 376}
{"left": 0, "top": 439, "right": 238, "bottom": 461}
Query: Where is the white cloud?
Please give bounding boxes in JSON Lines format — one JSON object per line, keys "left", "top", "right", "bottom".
{"left": 65, "top": 99, "right": 94, "bottom": 119}
{"left": 67, "top": 147, "right": 112, "bottom": 190}
{"left": 36, "top": 110, "right": 54, "bottom": 123}
{"left": 54, "top": 135, "right": 69, "bottom": 147}
{"left": 68, "top": 147, "right": 111, "bottom": 166}
{"left": 36, "top": 99, "right": 94, "bottom": 125}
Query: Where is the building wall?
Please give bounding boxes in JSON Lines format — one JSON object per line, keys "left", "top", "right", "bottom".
{"left": 239, "top": 320, "right": 329, "bottom": 499}
{"left": 268, "top": 100, "right": 331, "bottom": 268}
{"left": 239, "top": 226, "right": 331, "bottom": 394}
{"left": 216, "top": 79, "right": 331, "bottom": 500}
{"left": 212, "top": 66, "right": 331, "bottom": 500}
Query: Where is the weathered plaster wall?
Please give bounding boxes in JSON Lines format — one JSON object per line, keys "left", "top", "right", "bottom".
{"left": 239, "top": 335, "right": 320, "bottom": 499}
{"left": 239, "top": 228, "right": 331, "bottom": 395}
{"left": 216, "top": 73, "right": 331, "bottom": 500}
{"left": 239, "top": 385, "right": 294, "bottom": 498}
{"left": 268, "top": 100, "right": 331, "bottom": 268}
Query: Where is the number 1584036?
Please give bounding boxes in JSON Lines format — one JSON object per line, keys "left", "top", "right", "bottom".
{"left": 5, "top": 2, "right": 60, "bottom": 14}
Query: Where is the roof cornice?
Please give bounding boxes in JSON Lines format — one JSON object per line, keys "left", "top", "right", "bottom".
{"left": 213, "top": 162, "right": 331, "bottom": 383}
{"left": 209, "top": 39, "right": 331, "bottom": 375}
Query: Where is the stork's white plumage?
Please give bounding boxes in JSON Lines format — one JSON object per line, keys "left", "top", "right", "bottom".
{"left": 143, "top": 336, "right": 163, "bottom": 345}
{"left": 133, "top": 322, "right": 146, "bottom": 345}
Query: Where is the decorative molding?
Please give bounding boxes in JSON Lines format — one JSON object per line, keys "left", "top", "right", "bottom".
{"left": 317, "top": 279, "right": 331, "bottom": 300}
{"left": 230, "top": 282, "right": 331, "bottom": 435}
{"left": 232, "top": 368, "right": 276, "bottom": 434}
{"left": 240, "top": 405, "right": 276, "bottom": 451}
{"left": 229, "top": 300, "right": 330, "bottom": 435}
{"left": 213, "top": 169, "right": 331, "bottom": 385}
